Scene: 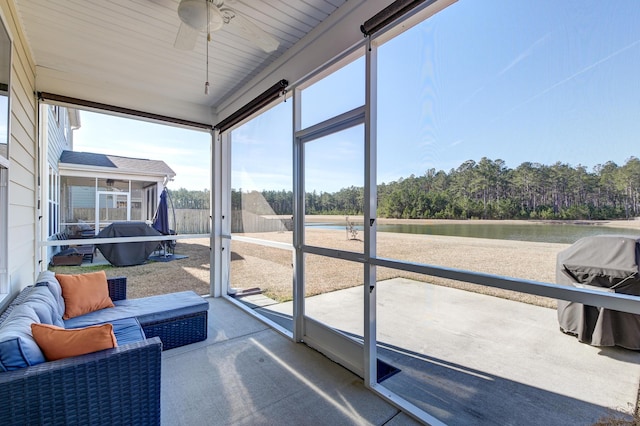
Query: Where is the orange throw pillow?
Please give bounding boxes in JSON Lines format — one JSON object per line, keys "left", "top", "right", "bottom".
{"left": 31, "top": 323, "right": 118, "bottom": 361}
{"left": 56, "top": 271, "right": 115, "bottom": 319}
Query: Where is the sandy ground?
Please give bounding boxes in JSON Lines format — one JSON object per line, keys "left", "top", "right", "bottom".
{"left": 231, "top": 230, "right": 566, "bottom": 308}
{"left": 230, "top": 218, "right": 640, "bottom": 307}
{"left": 50, "top": 219, "right": 640, "bottom": 307}
{"left": 51, "top": 239, "right": 213, "bottom": 300}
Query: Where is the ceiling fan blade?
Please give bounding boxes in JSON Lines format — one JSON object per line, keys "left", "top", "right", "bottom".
{"left": 223, "top": 9, "right": 279, "bottom": 53}
{"left": 174, "top": 21, "right": 199, "bottom": 50}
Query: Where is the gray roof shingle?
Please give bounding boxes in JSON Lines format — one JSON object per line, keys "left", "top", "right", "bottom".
{"left": 59, "top": 151, "right": 175, "bottom": 176}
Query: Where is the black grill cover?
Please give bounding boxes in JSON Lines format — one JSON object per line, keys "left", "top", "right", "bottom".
{"left": 556, "top": 235, "right": 640, "bottom": 349}
{"left": 96, "top": 222, "right": 162, "bottom": 266}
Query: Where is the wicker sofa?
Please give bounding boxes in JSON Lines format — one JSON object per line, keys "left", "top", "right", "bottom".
{"left": 0, "top": 271, "right": 209, "bottom": 425}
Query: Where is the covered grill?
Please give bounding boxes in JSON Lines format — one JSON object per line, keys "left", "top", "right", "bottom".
{"left": 556, "top": 235, "right": 640, "bottom": 349}
{"left": 96, "top": 221, "right": 162, "bottom": 266}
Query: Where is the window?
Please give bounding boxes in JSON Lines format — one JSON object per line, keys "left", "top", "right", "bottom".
{"left": 51, "top": 105, "right": 60, "bottom": 126}
{"left": 0, "top": 16, "right": 9, "bottom": 164}
{"left": 375, "top": 0, "right": 640, "bottom": 273}
{"left": 301, "top": 57, "right": 365, "bottom": 129}
{"left": 229, "top": 99, "right": 294, "bottom": 301}
{"left": 48, "top": 165, "right": 59, "bottom": 237}
{"left": 0, "top": 14, "right": 10, "bottom": 296}
{"left": 370, "top": 1, "right": 640, "bottom": 422}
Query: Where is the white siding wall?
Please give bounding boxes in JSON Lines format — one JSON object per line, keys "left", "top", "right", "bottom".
{"left": 1, "top": 0, "right": 38, "bottom": 297}
{"left": 46, "top": 105, "right": 71, "bottom": 165}
{"left": 43, "top": 104, "right": 72, "bottom": 243}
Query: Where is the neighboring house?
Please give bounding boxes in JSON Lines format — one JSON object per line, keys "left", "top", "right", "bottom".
{"left": 40, "top": 105, "right": 175, "bottom": 262}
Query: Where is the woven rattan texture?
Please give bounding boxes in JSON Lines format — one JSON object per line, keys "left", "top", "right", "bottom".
{"left": 107, "top": 276, "right": 127, "bottom": 301}
{"left": 0, "top": 338, "right": 162, "bottom": 425}
{"left": 142, "top": 311, "right": 208, "bottom": 350}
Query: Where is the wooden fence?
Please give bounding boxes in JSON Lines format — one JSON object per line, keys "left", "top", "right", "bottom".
{"left": 66, "top": 208, "right": 210, "bottom": 235}
{"left": 174, "top": 209, "right": 210, "bottom": 234}
{"left": 65, "top": 208, "right": 293, "bottom": 235}
{"left": 173, "top": 210, "right": 293, "bottom": 234}
{"left": 230, "top": 211, "right": 292, "bottom": 233}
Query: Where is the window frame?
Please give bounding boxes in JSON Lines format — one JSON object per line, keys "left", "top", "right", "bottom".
{"left": 0, "top": 10, "right": 11, "bottom": 297}
{"left": 0, "top": 166, "right": 8, "bottom": 295}
{"left": 47, "top": 165, "right": 60, "bottom": 237}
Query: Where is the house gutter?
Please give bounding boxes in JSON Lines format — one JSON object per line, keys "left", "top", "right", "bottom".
{"left": 58, "top": 163, "right": 175, "bottom": 181}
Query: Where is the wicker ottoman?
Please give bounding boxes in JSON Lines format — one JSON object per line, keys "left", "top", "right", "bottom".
{"left": 141, "top": 309, "right": 208, "bottom": 350}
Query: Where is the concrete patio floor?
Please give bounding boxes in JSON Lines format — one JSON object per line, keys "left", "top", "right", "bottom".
{"left": 242, "top": 278, "right": 640, "bottom": 425}
{"left": 161, "top": 296, "right": 419, "bottom": 425}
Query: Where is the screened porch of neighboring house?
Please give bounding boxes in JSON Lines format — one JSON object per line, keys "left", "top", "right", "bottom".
{"left": 57, "top": 151, "right": 175, "bottom": 238}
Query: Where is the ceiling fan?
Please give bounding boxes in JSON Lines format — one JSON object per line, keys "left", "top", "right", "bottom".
{"left": 174, "top": 0, "right": 279, "bottom": 53}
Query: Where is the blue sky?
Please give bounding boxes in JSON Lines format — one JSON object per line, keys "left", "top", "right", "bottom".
{"left": 74, "top": 112, "right": 211, "bottom": 191}
{"left": 373, "top": 0, "right": 640, "bottom": 186}
{"left": 77, "top": 0, "right": 640, "bottom": 193}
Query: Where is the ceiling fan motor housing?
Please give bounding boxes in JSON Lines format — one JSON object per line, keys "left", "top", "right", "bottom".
{"left": 178, "top": 0, "right": 223, "bottom": 31}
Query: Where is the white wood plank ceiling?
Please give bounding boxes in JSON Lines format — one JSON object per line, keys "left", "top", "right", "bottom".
{"left": 13, "top": 0, "right": 347, "bottom": 124}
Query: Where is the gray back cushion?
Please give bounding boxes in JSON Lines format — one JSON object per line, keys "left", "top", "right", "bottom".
{"left": 35, "top": 270, "right": 65, "bottom": 317}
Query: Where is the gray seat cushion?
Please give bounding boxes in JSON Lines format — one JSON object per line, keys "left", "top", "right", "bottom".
{"left": 110, "top": 317, "right": 146, "bottom": 346}
{"left": 64, "top": 291, "right": 208, "bottom": 329}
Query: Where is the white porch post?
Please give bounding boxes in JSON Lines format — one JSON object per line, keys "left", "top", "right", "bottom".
{"left": 211, "top": 128, "right": 226, "bottom": 297}
{"left": 363, "top": 38, "right": 378, "bottom": 389}
{"left": 292, "top": 86, "right": 305, "bottom": 342}
{"left": 37, "top": 103, "right": 48, "bottom": 272}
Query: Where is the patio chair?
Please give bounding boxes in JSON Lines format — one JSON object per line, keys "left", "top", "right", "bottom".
{"left": 155, "top": 230, "right": 176, "bottom": 257}
{"left": 53, "top": 231, "right": 95, "bottom": 263}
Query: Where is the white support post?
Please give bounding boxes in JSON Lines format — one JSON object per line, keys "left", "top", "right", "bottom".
{"left": 292, "top": 87, "right": 305, "bottom": 342}
{"left": 211, "top": 128, "right": 226, "bottom": 297}
{"left": 363, "top": 39, "right": 378, "bottom": 388}
{"left": 36, "top": 103, "right": 47, "bottom": 273}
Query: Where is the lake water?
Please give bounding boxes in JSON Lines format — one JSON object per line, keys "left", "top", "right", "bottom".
{"left": 307, "top": 221, "right": 640, "bottom": 244}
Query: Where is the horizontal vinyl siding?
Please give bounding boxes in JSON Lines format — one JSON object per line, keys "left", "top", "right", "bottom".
{"left": 10, "top": 222, "right": 35, "bottom": 273}
{"left": 8, "top": 182, "right": 32, "bottom": 210}
{"left": 70, "top": 186, "right": 94, "bottom": 208}
{"left": 9, "top": 204, "right": 33, "bottom": 228}
{"left": 1, "top": 0, "right": 38, "bottom": 294}
{"left": 47, "top": 107, "right": 70, "bottom": 165}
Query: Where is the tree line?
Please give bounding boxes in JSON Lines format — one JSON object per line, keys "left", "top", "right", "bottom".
{"left": 170, "top": 188, "right": 210, "bottom": 209}
{"left": 175, "top": 157, "right": 640, "bottom": 220}
{"left": 375, "top": 157, "right": 640, "bottom": 220}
